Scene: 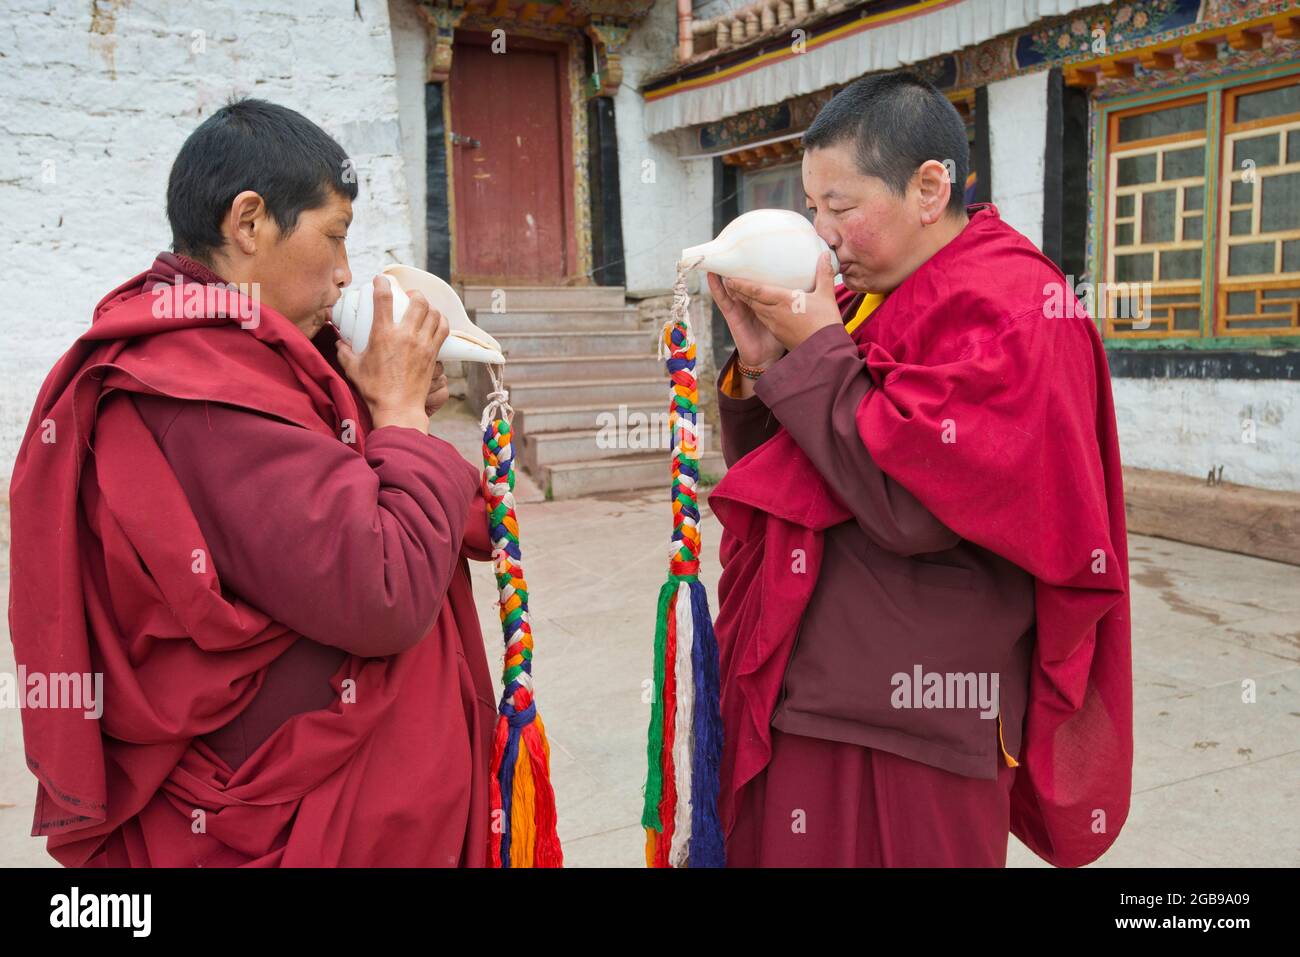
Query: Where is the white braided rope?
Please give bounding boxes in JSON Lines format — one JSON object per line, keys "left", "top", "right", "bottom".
{"left": 664, "top": 258, "right": 704, "bottom": 866}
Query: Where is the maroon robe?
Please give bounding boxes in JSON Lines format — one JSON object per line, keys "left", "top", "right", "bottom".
{"left": 715, "top": 290, "right": 1026, "bottom": 868}
{"left": 710, "top": 205, "right": 1132, "bottom": 868}
{"left": 7, "top": 253, "right": 498, "bottom": 866}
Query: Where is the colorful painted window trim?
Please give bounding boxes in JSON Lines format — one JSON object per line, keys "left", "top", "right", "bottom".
{"left": 1099, "top": 69, "right": 1300, "bottom": 344}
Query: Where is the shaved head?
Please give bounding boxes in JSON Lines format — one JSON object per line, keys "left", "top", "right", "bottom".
{"left": 803, "top": 71, "right": 969, "bottom": 217}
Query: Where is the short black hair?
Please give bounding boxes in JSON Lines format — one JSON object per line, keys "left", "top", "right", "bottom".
{"left": 803, "top": 71, "right": 969, "bottom": 215}
{"left": 166, "top": 98, "right": 358, "bottom": 261}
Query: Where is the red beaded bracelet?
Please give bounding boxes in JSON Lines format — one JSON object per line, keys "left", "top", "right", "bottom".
{"left": 736, "top": 358, "right": 770, "bottom": 379}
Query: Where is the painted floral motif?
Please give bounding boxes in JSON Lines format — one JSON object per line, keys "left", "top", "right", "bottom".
{"left": 699, "top": 102, "right": 792, "bottom": 150}
{"left": 1206, "top": 0, "right": 1274, "bottom": 12}
{"left": 1098, "top": 32, "right": 1297, "bottom": 98}
{"left": 1017, "top": 0, "right": 1200, "bottom": 66}
{"left": 910, "top": 54, "right": 957, "bottom": 88}
{"left": 955, "top": 37, "right": 1016, "bottom": 88}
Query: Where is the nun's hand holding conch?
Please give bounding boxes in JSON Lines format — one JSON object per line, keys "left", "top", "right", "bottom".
{"left": 424, "top": 361, "right": 450, "bottom": 418}
{"left": 721, "top": 251, "right": 842, "bottom": 353}
{"left": 336, "top": 276, "right": 449, "bottom": 432}
{"left": 708, "top": 270, "right": 785, "bottom": 369}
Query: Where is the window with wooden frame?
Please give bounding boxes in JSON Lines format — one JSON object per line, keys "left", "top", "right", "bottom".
{"left": 1101, "top": 71, "right": 1300, "bottom": 342}
{"left": 1218, "top": 75, "right": 1300, "bottom": 336}
{"left": 1104, "top": 95, "right": 1208, "bottom": 338}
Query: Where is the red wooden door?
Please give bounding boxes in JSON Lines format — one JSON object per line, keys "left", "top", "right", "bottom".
{"left": 448, "top": 32, "right": 572, "bottom": 284}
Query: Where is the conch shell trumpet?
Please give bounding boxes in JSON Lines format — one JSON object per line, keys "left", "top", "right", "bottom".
{"left": 681, "top": 208, "right": 838, "bottom": 292}
{"left": 331, "top": 264, "right": 505, "bottom": 364}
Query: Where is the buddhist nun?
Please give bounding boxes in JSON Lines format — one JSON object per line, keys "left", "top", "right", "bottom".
{"left": 708, "top": 71, "right": 1133, "bottom": 867}
{"left": 8, "top": 99, "right": 497, "bottom": 866}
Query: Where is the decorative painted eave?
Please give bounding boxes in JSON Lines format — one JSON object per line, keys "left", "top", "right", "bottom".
{"left": 420, "top": 0, "right": 654, "bottom": 28}
{"left": 681, "top": 0, "right": 859, "bottom": 65}
{"left": 638, "top": 0, "right": 1101, "bottom": 136}
{"left": 417, "top": 0, "right": 655, "bottom": 94}
{"left": 1058, "top": 8, "right": 1300, "bottom": 87}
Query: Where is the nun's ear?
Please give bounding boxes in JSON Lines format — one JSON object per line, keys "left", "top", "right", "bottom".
{"left": 914, "top": 160, "right": 953, "bottom": 225}
{"left": 225, "top": 190, "right": 266, "bottom": 255}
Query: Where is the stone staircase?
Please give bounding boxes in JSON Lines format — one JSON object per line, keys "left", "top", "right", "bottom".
{"left": 460, "top": 285, "right": 725, "bottom": 500}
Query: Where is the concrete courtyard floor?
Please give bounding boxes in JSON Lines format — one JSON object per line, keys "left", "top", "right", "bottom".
{"left": 2, "top": 404, "right": 1297, "bottom": 867}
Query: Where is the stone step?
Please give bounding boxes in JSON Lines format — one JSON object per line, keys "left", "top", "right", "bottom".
{"left": 521, "top": 423, "right": 714, "bottom": 471}
{"left": 494, "top": 329, "right": 656, "bottom": 359}
{"left": 498, "top": 376, "right": 672, "bottom": 408}
{"left": 495, "top": 354, "right": 666, "bottom": 383}
{"left": 516, "top": 401, "right": 682, "bottom": 435}
{"left": 460, "top": 284, "right": 626, "bottom": 311}
{"left": 472, "top": 306, "right": 644, "bottom": 333}
{"left": 540, "top": 450, "right": 727, "bottom": 500}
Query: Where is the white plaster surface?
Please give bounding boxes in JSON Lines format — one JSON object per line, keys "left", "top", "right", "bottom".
{"left": 617, "top": 1, "right": 717, "bottom": 295}
{"left": 988, "top": 68, "right": 1048, "bottom": 251}
{"left": 0, "top": 0, "right": 415, "bottom": 477}
{"left": 1112, "top": 377, "right": 1300, "bottom": 493}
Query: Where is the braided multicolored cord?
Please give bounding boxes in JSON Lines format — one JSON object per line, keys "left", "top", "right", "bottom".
{"left": 641, "top": 263, "right": 725, "bottom": 868}
{"left": 481, "top": 366, "right": 562, "bottom": 868}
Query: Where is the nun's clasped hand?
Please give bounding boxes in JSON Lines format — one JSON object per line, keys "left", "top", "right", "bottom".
{"left": 720, "top": 251, "right": 843, "bottom": 352}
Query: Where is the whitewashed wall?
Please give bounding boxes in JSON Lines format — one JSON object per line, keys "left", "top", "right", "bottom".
{"left": 1113, "top": 378, "right": 1300, "bottom": 493}
{"left": 692, "top": 0, "right": 751, "bottom": 20}
{"left": 390, "top": 0, "right": 430, "bottom": 273}
{"left": 0, "top": 0, "right": 415, "bottom": 479}
{"left": 617, "top": 0, "right": 716, "bottom": 295}
{"left": 987, "top": 69, "right": 1048, "bottom": 251}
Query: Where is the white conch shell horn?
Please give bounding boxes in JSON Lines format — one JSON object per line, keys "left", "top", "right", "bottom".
{"left": 681, "top": 208, "right": 838, "bottom": 292}
{"left": 330, "top": 264, "right": 506, "bottom": 365}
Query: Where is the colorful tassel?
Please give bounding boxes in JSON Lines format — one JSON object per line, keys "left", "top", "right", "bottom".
{"left": 481, "top": 366, "right": 562, "bottom": 868}
{"left": 642, "top": 264, "right": 725, "bottom": 867}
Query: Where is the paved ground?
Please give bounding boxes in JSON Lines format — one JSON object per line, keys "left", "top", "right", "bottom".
{"left": 2, "top": 403, "right": 1297, "bottom": 867}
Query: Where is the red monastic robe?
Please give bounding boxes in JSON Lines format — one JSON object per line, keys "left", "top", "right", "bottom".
{"left": 7, "top": 253, "right": 497, "bottom": 866}
{"left": 709, "top": 205, "right": 1134, "bottom": 868}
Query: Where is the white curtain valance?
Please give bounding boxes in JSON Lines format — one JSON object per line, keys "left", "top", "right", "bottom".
{"left": 643, "top": 0, "right": 1098, "bottom": 136}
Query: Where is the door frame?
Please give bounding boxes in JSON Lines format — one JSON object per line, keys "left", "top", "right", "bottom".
{"left": 444, "top": 30, "right": 578, "bottom": 286}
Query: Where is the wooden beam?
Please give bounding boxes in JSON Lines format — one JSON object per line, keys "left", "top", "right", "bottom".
{"left": 1064, "top": 66, "right": 1099, "bottom": 88}
{"left": 1138, "top": 48, "right": 1176, "bottom": 71}
{"left": 1181, "top": 38, "right": 1219, "bottom": 61}
{"left": 1101, "top": 58, "right": 1136, "bottom": 79}
{"left": 1124, "top": 467, "right": 1300, "bottom": 567}
{"left": 1274, "top": 15, "right": 1300, "bottom": 40}
{"left": 1228, "top": 28, "right": 1263, "bottom": 51}
{"left": 946, "top": 89, "right": 975, "bottom": 117}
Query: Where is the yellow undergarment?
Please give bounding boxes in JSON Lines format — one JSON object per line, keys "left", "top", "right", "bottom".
{"left": 720, "top": 290, "right": 885, "bottom": 396}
